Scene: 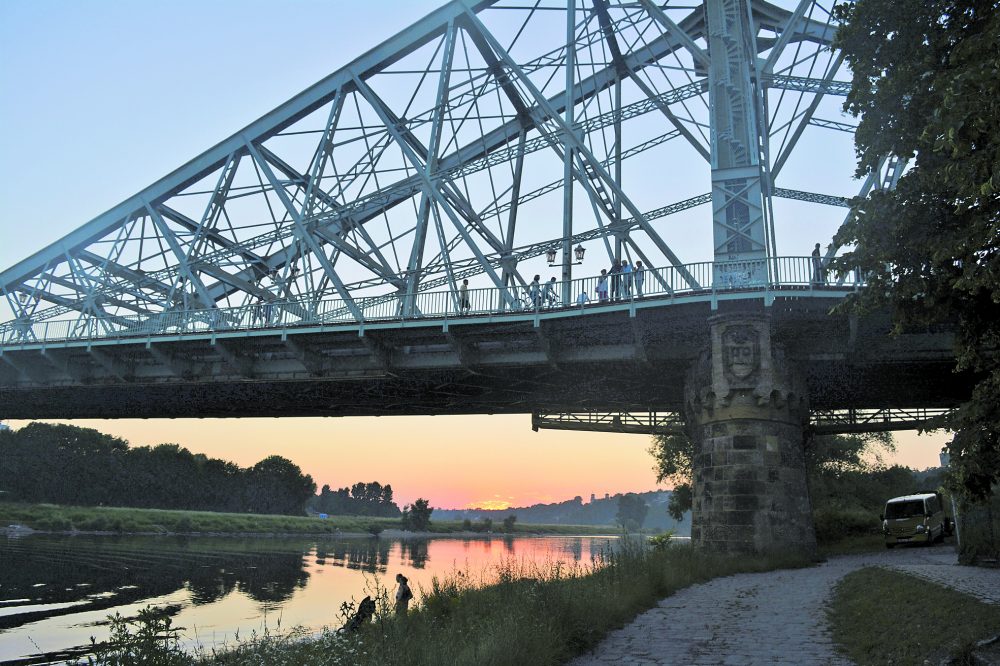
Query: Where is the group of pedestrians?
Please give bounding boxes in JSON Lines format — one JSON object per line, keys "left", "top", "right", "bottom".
{"left": 251, "top": 297, "right": 273, "bottom": 325}
{"left": 594, "top": 258, "right": 644, "bottom": 303}
{"left": 457, "top": 258, "right": 647, "bottom": 314}
{"left": 527, "top": 275, "right": 561, "bottom": 308}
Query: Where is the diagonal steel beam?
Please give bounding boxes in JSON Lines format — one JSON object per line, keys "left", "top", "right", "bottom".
{"left": 145, "top": 203, "right": 216, "bottom": 309}
{"left": 352, "top": 73, "right": 510, "bottom": 295}
{"left": 770, "top": 53, "right": 845, "bottom": 178}
{"left": 463, "top": 8, "right": 701, "bottom": 289}
{"left": 636, "top": 0, "right": 709, "bottom": 68}
{"left": 244, "top": 139, "right": 363, "bottom": 321}
{"left": 405, "top": 19, "right": 458, "bottom": 314}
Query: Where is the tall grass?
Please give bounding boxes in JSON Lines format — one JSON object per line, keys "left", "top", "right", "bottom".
{"left": 80, "top": 540, "right": 812, "bottom": 666}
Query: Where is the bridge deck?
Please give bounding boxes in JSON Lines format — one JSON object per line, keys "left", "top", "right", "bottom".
{"left": 2, "top": 256, "right": 847, "bottom": 350}
{"left": 0, "top": 284, "right": 968, "bottom": 420}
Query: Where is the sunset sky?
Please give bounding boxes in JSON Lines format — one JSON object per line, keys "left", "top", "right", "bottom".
{"left": 1, "top": 417, "right": 949, "bottom": 509}
{"left": 0, "top": 1, "right": 953, "bottom": 510}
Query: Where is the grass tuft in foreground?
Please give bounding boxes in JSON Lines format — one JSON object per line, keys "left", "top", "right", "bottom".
{"left": 79, "top": 540, "right": 812, "bottom": 666}
{"left": 828, "top": 567, "right": 1000, "bottom": 666}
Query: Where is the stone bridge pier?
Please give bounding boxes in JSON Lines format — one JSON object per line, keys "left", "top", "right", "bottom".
{"left": 684, "top": 313, "right": 817, "bottom": 554}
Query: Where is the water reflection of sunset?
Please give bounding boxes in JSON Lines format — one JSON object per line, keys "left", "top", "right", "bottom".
{"left": 0, "top": 535, "right": 618, "bottom": 664}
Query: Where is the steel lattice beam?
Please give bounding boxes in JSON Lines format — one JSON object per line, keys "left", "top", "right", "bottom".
{"left": 532, "top": 408, "right": 954, "bottom": 436}
{"left": 2, "top": 0, "right": 857, "bottom": 343}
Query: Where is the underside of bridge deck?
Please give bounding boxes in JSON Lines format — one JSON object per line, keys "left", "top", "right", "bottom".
{"left": 0, "top": 299, "right": 969, "bottom": 420}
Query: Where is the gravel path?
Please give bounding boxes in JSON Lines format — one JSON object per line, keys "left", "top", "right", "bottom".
{"left": 569, "top": 545, "right": 999, "bottom": 666}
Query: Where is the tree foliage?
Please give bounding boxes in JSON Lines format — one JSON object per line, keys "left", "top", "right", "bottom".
{"left": 648, "top": 432, "right": 695, "bottom": 521}
{"left": 401, "top": 498, "right": 433, "bottom": 531}
{"left": 502, "top": 514, "right": 517, "bottom": 533}
{"left": 0, "top": 422, "right": 315, "bottom": 515}
{"left": 832, "top": 0, "right": 1000, "bottom": 498}
{"left": 650, "top": 430, "right": 897, "bottom": 518}
{"left": 310, "top": 481, "right": 401, "bottom": 517}
{"left": 615, "top": 493, "right": 649, "bottom": 531}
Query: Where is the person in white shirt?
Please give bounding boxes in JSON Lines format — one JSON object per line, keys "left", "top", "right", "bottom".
{"left": 634, "top": 261, "right": 645, "bottom": 297}
{"left": 596, "top": 270, "right": 609, "bottom": 302}
{"left": 576, "top": 291, "right": 590, "bottom": 306}
{"left": 542, "top": 276, "right": 558, "bottom": 306}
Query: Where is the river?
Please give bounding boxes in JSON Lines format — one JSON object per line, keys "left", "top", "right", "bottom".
{"left": 0, "top": 533, "right": 619, "bottom": 664}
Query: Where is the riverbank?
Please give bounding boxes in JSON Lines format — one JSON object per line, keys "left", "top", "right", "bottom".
{"left": 0, "top": 502, "right": 619, "bottom": 538}
{"left": 82, "top": 541, "right": 813, "bottom": 666}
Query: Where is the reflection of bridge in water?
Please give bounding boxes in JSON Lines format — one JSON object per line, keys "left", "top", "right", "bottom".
{"left": 0, "top": 0, "right": 969, "bottom": 553}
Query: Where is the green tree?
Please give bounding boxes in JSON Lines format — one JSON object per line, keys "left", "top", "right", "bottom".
{"left": 651, "top": 431, "right": 895, "bottom": 519}
{"left": 401, "top": 498, "right": 433, "bottom": 531}
{"left": 831, "top": 0, "right": 1000, "bottom": 498}
{"left": 245, "top": 455, "right": 316, "bottom": 515}
{"left": 648, "top": 432, "right": 694, "bottom": 521}
{"left": 615, "top": 493, "right": 649, "bottom": 531}
{"left": 501, "top": 514, "right": 517, "bottom": 533}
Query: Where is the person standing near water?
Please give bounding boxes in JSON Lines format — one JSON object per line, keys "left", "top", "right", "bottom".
{"left": 395, "top": 573, "right": 413, "bottom": 615}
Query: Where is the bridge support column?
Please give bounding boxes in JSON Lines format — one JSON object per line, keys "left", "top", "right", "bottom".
{"left": 684, "top": 313, "right": 816, "bottom": 554}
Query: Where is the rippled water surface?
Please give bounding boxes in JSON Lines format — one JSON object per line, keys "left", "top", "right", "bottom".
{"left": 0, "top": 533, "right": 618, "bottom": 663}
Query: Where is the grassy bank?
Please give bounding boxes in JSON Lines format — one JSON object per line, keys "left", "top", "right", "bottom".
{"left": 829, "top": 567, "right": 1000, "bottom": 665}
{"left": 84, "top": 541, "right": 811, "bottom": 666}
{"left": 0, "top": 502, "right": 616, "bottom": 536}
{"left": 817, "top": 534, "right": 889, "bottom": 556}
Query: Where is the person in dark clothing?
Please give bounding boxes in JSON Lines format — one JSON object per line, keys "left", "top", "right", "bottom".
{"left": 395, "top": 573, "right": 413, "bottom": 615}
{"left": 811, "top": 243, "right": 824, "bottom": 284}
{"left": 609, "top": 261, "right": 622, "bottom": 300}
{"left": 342, "top": 595, "right": 376, "bottom": 633}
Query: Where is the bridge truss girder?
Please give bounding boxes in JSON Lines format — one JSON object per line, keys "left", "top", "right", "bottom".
{"left": 2, "top": 0, "right": 869, "bottom": 345}
{"left": 531, "top": 407, "right": 955, "bottom": 437}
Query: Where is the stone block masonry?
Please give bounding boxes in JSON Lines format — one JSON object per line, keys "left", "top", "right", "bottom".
{"left": 684, "top": 313, "right": 817, "bottom": 554}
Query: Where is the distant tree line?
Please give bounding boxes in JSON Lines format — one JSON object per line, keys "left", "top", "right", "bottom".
{"left": 433, "top": 491, "right": 682, "bottom": 532}
{"left": 309, "top": 482, "right": 401, "bottom": 517}
{"left": 0, "top": 423, "right": 316, "bottom": 515}
{"left": 461, "top": 514, "right": 517, "bottom": 533}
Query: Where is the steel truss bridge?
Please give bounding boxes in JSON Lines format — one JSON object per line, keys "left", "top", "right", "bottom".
{"left": 0, "top": 0, "right": 966, "bottom": 430}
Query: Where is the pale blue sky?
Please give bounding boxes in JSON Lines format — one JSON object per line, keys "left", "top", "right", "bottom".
{"left": 0, "top": 0, "right": 442, "bottom": 273}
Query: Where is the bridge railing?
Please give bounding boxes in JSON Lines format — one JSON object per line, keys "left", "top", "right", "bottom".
{"left": 0, "top": 256, "right": 858, "bottom": 345}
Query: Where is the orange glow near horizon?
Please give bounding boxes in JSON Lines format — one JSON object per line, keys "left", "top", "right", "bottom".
{"left": 4, "top": 415, "right": 950, "bottom": 510}
{"left": 470, "top": 498, "right": 514, "bottom": 511}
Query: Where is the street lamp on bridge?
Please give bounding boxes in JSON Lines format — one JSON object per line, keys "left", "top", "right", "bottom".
{"left": 546, "top": 244, "right": 586, "bottom": 266}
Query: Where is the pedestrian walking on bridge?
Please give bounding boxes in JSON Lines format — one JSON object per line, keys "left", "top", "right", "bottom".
{"left": 458, "top": 279, "right": 470, "bottom": 314}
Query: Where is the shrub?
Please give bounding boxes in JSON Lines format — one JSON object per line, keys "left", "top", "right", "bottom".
{"left": 813, "top": 507, "right": 879, "bottom": 545}
{"left": 35, "top": 516, "right": 72, "bottom": 531}
{"left": 648, "top": 529, "right": 675, "bottom": 550}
